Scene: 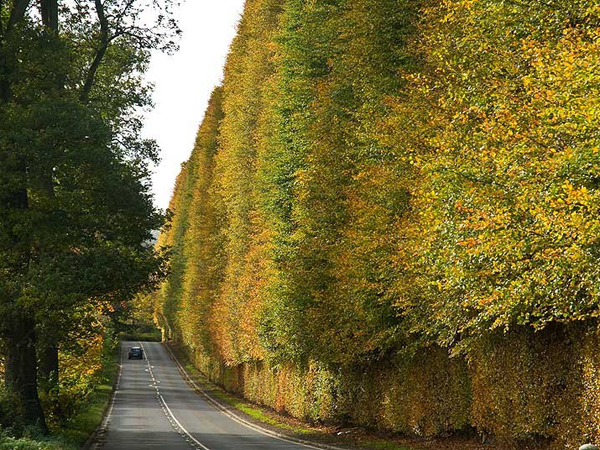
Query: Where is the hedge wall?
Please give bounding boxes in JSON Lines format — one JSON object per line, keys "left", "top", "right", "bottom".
{"left": 153, "top": 0, "right": 600, "bottom": 447}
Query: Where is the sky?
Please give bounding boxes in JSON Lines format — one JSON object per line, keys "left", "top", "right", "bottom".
{"left": 143, "top": 1, "right": 246, "bottom": 210}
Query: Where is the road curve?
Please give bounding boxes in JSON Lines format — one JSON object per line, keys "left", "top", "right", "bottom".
{"left": 97, "top": 341, "right": 319, "bottom": 450}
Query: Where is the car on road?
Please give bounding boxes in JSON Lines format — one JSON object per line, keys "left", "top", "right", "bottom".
{"left": 128, "top": 346, "right": 144, "bottom": 360}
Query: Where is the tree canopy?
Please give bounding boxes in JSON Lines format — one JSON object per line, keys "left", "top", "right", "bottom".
{"left": 0, "top": 0, "right": 176, "bottom": 429}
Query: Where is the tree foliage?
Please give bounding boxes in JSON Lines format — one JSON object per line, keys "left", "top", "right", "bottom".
{"left": 0, "top": 0, "right": 176, "bottom": 429}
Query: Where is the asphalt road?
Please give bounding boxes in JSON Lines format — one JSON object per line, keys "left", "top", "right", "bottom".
{"left": 98, "top": 341, "right": 320, "bottom": 450}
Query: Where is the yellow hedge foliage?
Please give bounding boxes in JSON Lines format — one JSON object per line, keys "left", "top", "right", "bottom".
{"left": 154, "top": 0, "right": 600, "bottom": 446}
{"left": 182, "top": 325, "right": 600, "bottom": 448}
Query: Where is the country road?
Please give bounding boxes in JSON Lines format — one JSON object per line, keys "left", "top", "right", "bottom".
{"left": 95, "top": 341, "right": 323, "bottom": 450}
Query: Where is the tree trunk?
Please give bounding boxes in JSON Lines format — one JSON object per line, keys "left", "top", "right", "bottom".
{"left": 0, "top": 0, "right": 53, "bottom": 432}
{"left": 40, "top": 0, "right": 58, "bottom": 31}
{"left": 4, "top": 315, "right": 48, "bottom": 431}
{"left": 38, "top": 343, "right": 59, "bottom": 389}
{"left": 1, "top": 1, "right": 33, "bottom": 104}
{"left": 35, "top": 0, "right": 60, "bottom": 395}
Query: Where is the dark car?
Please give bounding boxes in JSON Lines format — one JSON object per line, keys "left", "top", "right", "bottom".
{"left": 128, "top": 346, "right": 144, "bottom": 360}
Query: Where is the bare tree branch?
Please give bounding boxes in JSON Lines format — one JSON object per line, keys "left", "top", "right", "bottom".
{"left": 8, "top": 0, "right": 32, "bottom": 31}
{"left": 0, "top": 0, "right": 5, "bottom": 38}
{"left": 80, "top": 0, "right": 109, "bottom": 102}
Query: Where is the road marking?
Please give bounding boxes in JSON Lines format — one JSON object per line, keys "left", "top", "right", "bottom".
{"left": 139, "top": 341, "right": 211, "bottom": 450}
{"left": 90, "top": 343, "right": 123, "bottom": 449}
{"left": 163, "top": 343, "right": 343, "bottom": 450}
{"left": 159, "top": 394, "right": 211, "bottom": 450}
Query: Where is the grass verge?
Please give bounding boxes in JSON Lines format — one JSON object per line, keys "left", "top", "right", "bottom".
{"left": 199, "top": 375, "right": 310, "bottom": 434}
{"left": 167, "top": 343, "right": 418, "bottom": 450}
{"left": 178, "top": 356, "right": 312, "bottom": 435}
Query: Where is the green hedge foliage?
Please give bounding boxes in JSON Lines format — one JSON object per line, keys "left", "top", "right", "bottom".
{"left": 153, "top": 0, "right": 600, "bottom": 446}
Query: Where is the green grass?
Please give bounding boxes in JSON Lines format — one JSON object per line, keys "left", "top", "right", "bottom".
{"left": 0, "top": 435, "right": 74, "bottom": 450}
{"left": 171, "top": 346, "right": 417, "bottom": 450}
{"left": 175, "top": 353, "right": 311, "bottom": 435}
{"left": 208, "top": 385, "right": 309, "bottom": 434}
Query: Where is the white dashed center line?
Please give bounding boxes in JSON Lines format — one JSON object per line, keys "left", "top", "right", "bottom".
{"left": 139, "top": 341, "right": 211, "bottom": 450}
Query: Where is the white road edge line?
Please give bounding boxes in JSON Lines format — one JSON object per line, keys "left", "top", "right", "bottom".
{"left": 159, "top": 394, "right": 211, "bottom": 450}
{"left": 90, "top": 342, "right": 123, "bottom": 450}
{"left": 163, "top": 343, "right": 346, "bottom": 450}
{"left": 139, "top": 341, "right": 212, "bottom": 450}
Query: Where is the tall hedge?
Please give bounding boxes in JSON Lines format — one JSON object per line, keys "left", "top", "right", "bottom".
{"left": 154, "top": 0, "right": 600, "bottom": 446}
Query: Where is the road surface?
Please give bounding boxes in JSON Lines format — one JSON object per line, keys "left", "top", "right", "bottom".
{"left": 97, "top": 341, "right": 320, "bottom": 450}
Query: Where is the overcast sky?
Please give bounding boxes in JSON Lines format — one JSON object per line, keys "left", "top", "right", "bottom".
{"left": 144, "top": 1, "right": 246, "bottom": 210}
